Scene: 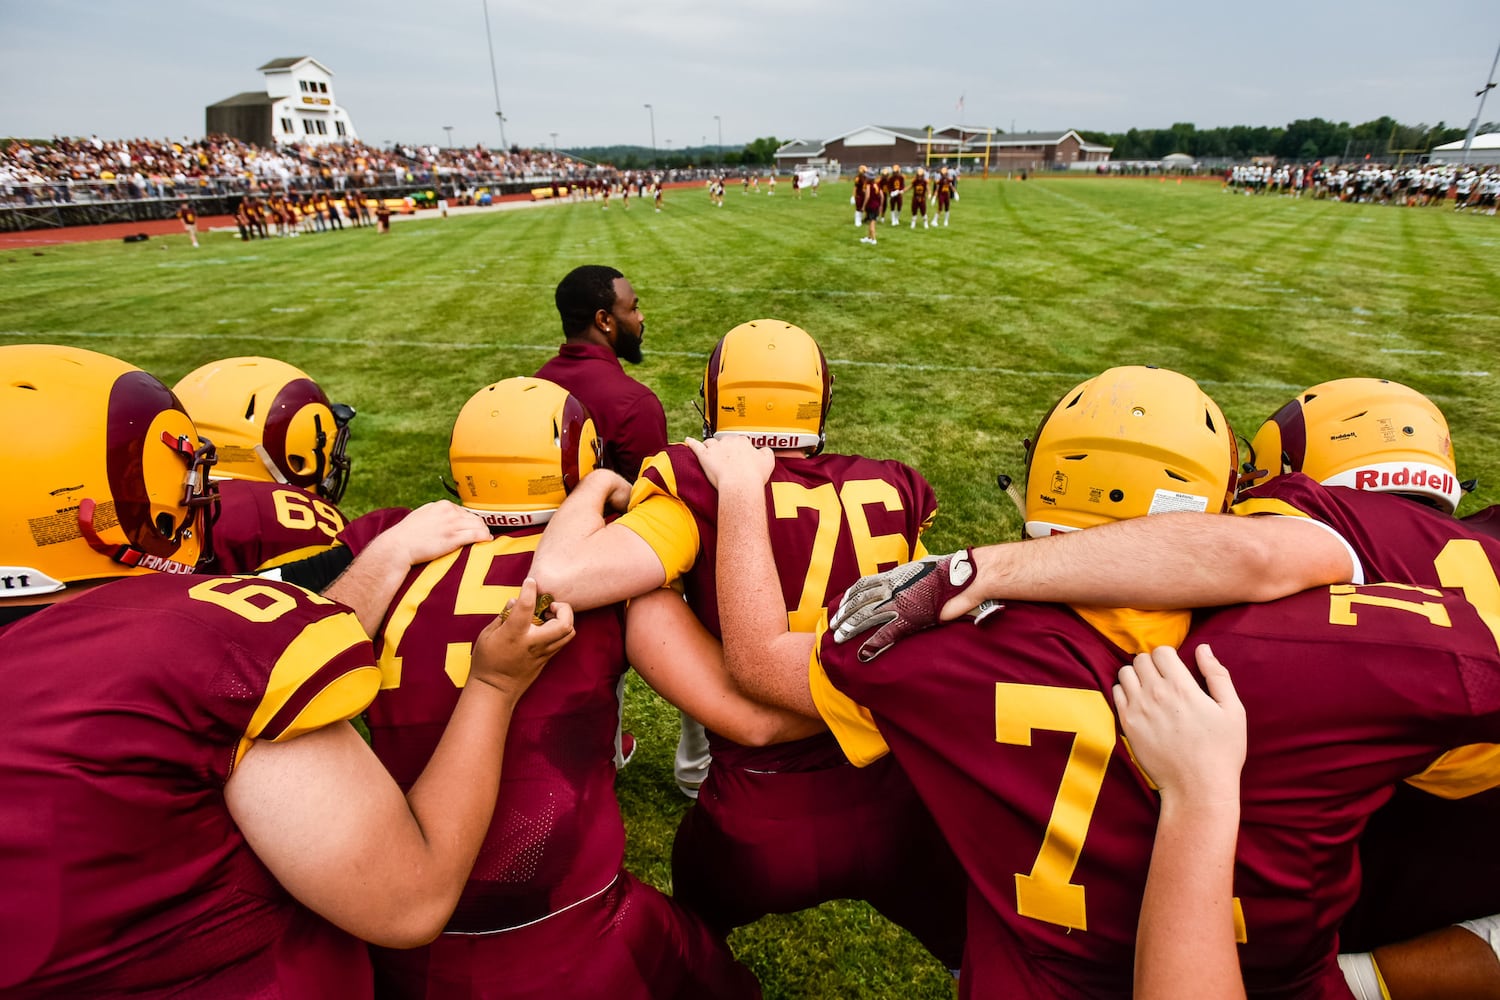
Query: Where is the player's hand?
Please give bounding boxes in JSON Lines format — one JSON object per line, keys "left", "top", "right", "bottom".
{"left": 579, "top": 468, "right": 633, "bottom": 513}
{"left": 470, "top": 577, "right": 574, "bottom": 701}
{"left": 1113, "top": 644, "right": 1245, "bottom": 802}
{"left": 372, "top": 500, "right": 491, "bottom": 567}
{"left": 831, "top": 549, "right": 1000, "bottom": 661}
{"left": 684, "top": 435, "right": 774, "bottom": 490}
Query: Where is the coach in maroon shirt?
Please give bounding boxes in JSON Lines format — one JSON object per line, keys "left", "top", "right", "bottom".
{"left": 536, "top": 265, "right": 668, "bottom": 480}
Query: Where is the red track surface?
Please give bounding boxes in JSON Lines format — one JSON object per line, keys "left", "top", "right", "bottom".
{"left": 0, "top": 215, "right": 237, "bottom": 249}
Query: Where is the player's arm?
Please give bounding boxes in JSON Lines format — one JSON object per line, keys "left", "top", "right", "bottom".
{"left": 626, "top": 588, "right": 823, "bottom": 744}
{"left": 834, "top": 512, "right": 1355, "bottom": 661}
{"left": 1114, "top": 644, "right": 1246, "bottom": 1000}
{"left": 529, "top": 468, "right": 669, "bottom": 610}
{"left": 317, "top": 500, "right": 492, "bottom": 635}
{"left": 686, "top": 437, "right": 819, "bottom": 717}
{"left": 226, "top": 579, "right": 573, "bottom": 949}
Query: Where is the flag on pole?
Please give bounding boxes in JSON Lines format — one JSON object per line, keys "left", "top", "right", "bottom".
{"left": 956, "top": 95, "right": 965, "bottom": 114}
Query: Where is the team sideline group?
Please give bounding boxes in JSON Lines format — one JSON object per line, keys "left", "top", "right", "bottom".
{"left": 4, "top": 262, "right": 1500, "bottom": 999}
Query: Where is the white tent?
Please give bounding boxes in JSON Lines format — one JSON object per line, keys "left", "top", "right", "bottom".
{"left": 1428, "top": 132, "right": 1500, "bottom": 165}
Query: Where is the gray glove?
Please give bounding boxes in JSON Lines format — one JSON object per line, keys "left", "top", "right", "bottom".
{"left": 831, "top": 549, "right": 999, "bottom": 661}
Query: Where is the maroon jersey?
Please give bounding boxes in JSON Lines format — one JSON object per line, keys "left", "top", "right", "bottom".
{"left": 1237, "top": 474, "right": 1500, "bottom": 946}
{"left": 364, "top": 521, "right": 628, "bottom": 930}
{"left": 862, "top": 183, "right": 884, "bottom": 215}
{"left": 627, "top": 445, "right": 936, "bottom": 771}
{"left": 336, "top": 505, "right": 412, "bottom": 558}
{"left": 363, "top": 517, "right": 757, "bottom": 997}
{"left": 818, "top": 585, "right": 1500, "bottom": 999}
{"left": 627, "top": 447, "right": 965, "bottom": 965}
{"left": 0, "top": 573, "right": 379, "bottom": 997}
{"left": 205, "top": 478, "right": 349, "bottom": 574}
{"left": 535, "top": 342, "right": 667, "bottom": 480}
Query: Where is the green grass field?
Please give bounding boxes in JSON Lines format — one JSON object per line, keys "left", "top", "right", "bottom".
{"left": 4, "top": 176, "right": 1498, "bottom": 997}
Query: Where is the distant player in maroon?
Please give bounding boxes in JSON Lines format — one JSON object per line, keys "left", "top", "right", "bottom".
{"left": 0, "top": 574, "right": 378, "bottom": 998}
{"left": 629, "top": 443, "right": 966, "bottom": 966}
{"left": 888, "top": 165, "right": 905, "bottom": 224}
{"left": 815, "top": 582, "right": 1500, "bottom": 999}
{"left": 935, "top": 169, "right": 955, "bottom": 225}
{"left": 536, "top": 265, "right": 667, "bottom": 480}
{"left": 861, "top": 180, "right": 884, "bottom": 244}
{"left": 177, "top": 200, "right": 199, "bottom": 246}
{"left": 910, "top": 168, "right": 930, "bottom": 228}
{"left": 205, "top": 479, "right": 349, "bottom": 574}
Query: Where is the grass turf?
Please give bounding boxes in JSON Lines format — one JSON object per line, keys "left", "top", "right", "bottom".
{"left": 3, "top": 176, "right": 1498, "bottom": 997}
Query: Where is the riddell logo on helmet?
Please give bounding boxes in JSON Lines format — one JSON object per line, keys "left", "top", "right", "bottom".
{"left": 478, "top": 510, "right": 539, "bottom": 527}
{"left": 744, "top": 432, "right": 801, "bottom": 448}
{"left": 1353, "top": 468, "right": 1455, "bottom": 494}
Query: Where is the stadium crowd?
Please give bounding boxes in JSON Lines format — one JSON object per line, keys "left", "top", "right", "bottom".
{"left": 7, "top": 261, "right": 1500, "bottom": 1000}
{"left": 0, "top": 134, "right": 600, "bottom": 207}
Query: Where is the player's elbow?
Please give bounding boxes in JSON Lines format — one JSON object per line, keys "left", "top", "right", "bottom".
{"left": 357, "top": 892, "right": 460, "bottom": 949}
{"left": 1231, "top": 521, "right": 1354, "bottom": 603}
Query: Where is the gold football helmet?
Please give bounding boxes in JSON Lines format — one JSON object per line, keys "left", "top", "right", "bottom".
{"left": 173, "top": 357, "right": 354, "bottom": 502}
{"left": 1246, "top": 377, "right": 1462, "bottom": 513}
{"left": 0, "top": 345, "right": 215, "bottom": 595}
{"left": 699, "top": 319, "right": 832, "bottom": 454}
{"left": 1024, "top": 366, "right": 1238, "bottom": 536}
{"left": 447, "top": 377, "right": 600, "bottom": 528}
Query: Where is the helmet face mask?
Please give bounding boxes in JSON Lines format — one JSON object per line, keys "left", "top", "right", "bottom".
{"left": 1022, "top": 366, "right": 1238, "bottom": 537}
{"left": 447, "top": 378, "right": 600, "bottom": 529}
{"left": 1246, "top": 377, "right": 1461, "bottom": 513}
{"left": 173, "top": 358, "right": 354, "bottom": 502}
{"left": 2, "top": 346, "right": 216, "bottom": 596}
{"left": 698, "top": 320, "right": 832, "bottom": 455}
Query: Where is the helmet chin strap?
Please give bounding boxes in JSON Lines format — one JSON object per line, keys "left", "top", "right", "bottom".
{"left": 254, "top": 444, "right": 291, "bottom": 485}
{"left": 77, "top": 498, "right": 197, "bottom": 575}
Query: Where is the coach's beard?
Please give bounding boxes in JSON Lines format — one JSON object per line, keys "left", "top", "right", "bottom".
{"left": 617, "top": 323, "right": 644, "bottom": 364}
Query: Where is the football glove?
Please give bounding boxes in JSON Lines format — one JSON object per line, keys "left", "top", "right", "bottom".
{"left": 831, "top": 549, "right": 999, "bottom": 661}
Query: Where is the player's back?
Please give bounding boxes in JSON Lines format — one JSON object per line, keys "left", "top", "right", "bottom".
{"left": 635, "top": 445, "right": 935, "bottom": 769}
{"left": 364, "top": 519, "right": 629, "bottom": 930}
{"left": 0, "top": 573, "right": 376, "bottom": 997}
{"left": 206, "top": 478, "right": 348, "bottom": 574}
{"left": 817, "top": 582, "right": 1500, "bottom": 998}
{"left": 1238, "top": 474, "right": 1500, "bottom": 943}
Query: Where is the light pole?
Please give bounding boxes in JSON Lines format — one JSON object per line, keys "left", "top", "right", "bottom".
{"left": 550, "top": 131, "right": 558, "bottom": 155}
{"left": 1461, "top": 38, "right": 1500, "bottom": 164}
{"left": 443, "top": 125, "right": 454, "bottom": 148}
{"left": 482, "top": 0, "right": 508, "bottom": 149}
{"left": 714, "top": 115, "right": 722, "bottom": 167}
{"left": 643, "top": 104, "right": 656, "bottom": 167}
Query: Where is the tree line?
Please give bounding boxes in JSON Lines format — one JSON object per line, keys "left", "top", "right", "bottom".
{"left": 1079, "top": 118, "right": 1500, "bottom": 161}
{"left": 561, "top": 137, "right": 781, "bottom": 171}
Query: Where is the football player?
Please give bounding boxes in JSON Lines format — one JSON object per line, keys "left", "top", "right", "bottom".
{"left": 347, "top": 377, "right": 791, "bottom": 999}
{"left": 173, "top": 357, "right": 356, "bottom": 577}
{"left": 0, "top": 345, "right": 571, "bottom": 997}
{"left": 935, "top": 166, "right": 955, "bottom": 226}
{"left": 888, "top": 164, "right": 905, "bottom": 225}
{"left": 701, "top": 367, "right": 1500, "bottom": 996}
{"left": 834, "top": 376, "right": 1500, "bottom": 997}
{"left": 530, "top": 320, "right": 967, "bottom": 966}
{"left": 852, "top": 163, "right": 869, "bottom": 225}
{"left": 909, "top": 166, "right": 930, "bottom": 229}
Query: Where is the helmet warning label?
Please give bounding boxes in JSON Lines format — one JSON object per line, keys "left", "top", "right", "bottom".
{"left": 1147, "top": 489, "right": 1210, "bottom": 515}
{"left": 796, "top": 402, "right": 821, "bottom": 419}
{"left": 30, "top": 503, "right": 102, "bottom": 546}
{"left": 529, "top": 474, "right": 564, "bottom": 496}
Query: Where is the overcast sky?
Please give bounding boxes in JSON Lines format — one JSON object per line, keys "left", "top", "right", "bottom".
{"left": 3, "top": 0, "right": 1498, "bottom": 150}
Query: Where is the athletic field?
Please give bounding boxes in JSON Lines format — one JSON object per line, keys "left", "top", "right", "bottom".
{"left": 4, "top": 176, "right": 1498, "bottom": 997}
